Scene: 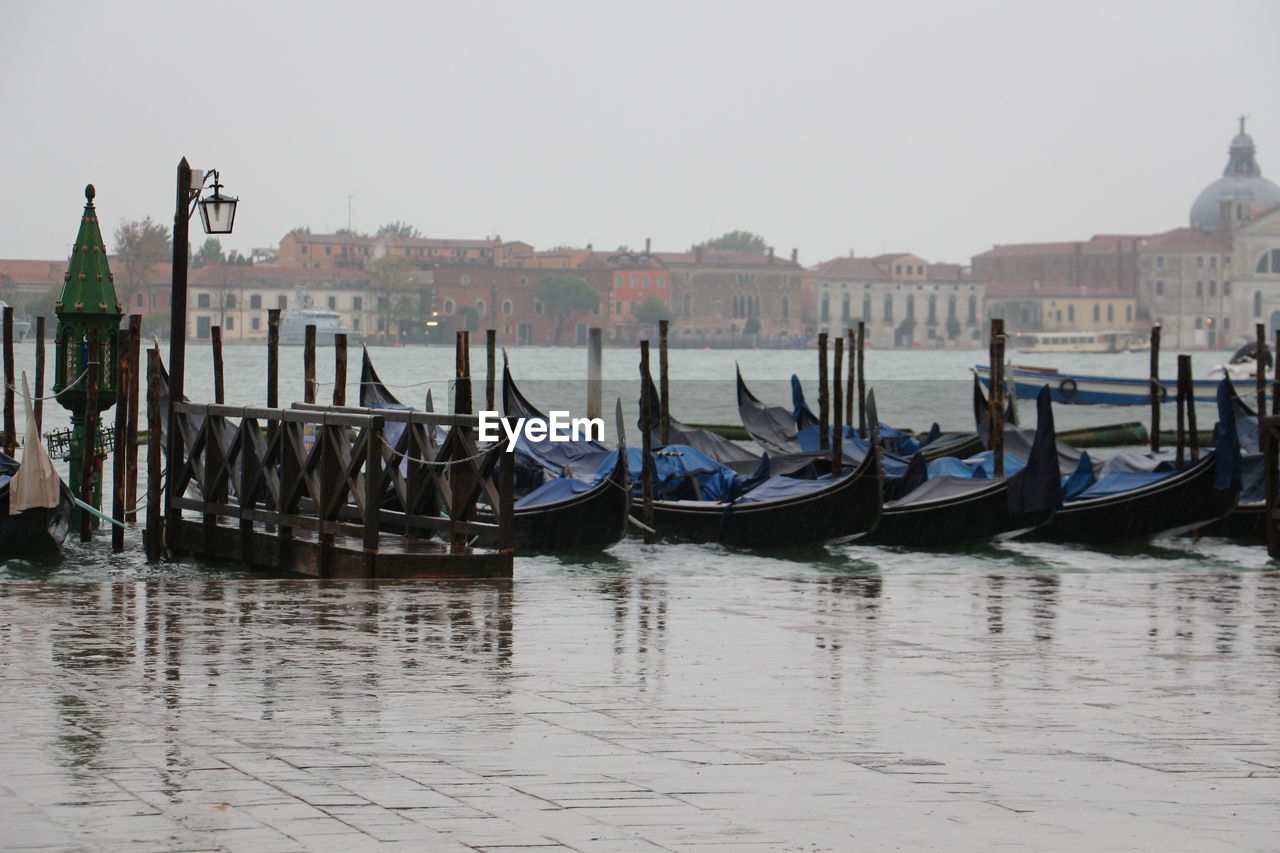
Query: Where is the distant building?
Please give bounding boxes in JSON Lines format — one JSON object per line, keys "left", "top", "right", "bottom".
{"left": 971, "top": 235, "right": 1141, "bottom": 336}
{"left": 660, "top": 247, "right": 804, "bottom": 347}
{"left": 803, "top": 253, "right": 984, "bottom": 348}
{"left": 277, "top": 231, "right": 532, "bottom": 271}
{"left": 186, "top": 265, "right": 377, "bottom": 342}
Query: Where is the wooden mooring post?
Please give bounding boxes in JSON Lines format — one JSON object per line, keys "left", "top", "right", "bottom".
{"left": 485, "top": 329, "right": 497, "bottom": 412}
{"left": 832, "top": 337, "right": 844, "bottom": 476}
{"left": 125, "top": 315, "right": 141, "bottom": 523}
{"left": 333, "top": 333, "right": 347, "bottom": 406}
{"left": 587, "top": 327, "right": 602, "bottom": 422}
{"left": 111, "top": 328, "right": 130, "bottom": 553}
{"left": 988, "top": 319, "right": 1005, "bottom": 477}
{"left": 1175, "top": 354, "right": 1188, "bottom": 467}
{"left": 639, "top": 340, "right": 656, "bottom": 544}
{"left": 1184, "top": 355, "right": 1199, "bottom": 461}
{"left": 817, "top": 332, "right": 829, "bottom": 450}
{"left": 844, "top": 326, "right": 855, "bottom": 429}
{"left": 267, "top": 308, "right": 280, "bottom": 409}
{"left": 659, "top": 319, "right": 670, "bottom": 446}
{"left": 144, "top": 348, "right": 163, "bottom": 561}
{"left": 303, "top": 324, "right": 317, "bottom": 404}
{"left": 3, "top": 306, "right": 14, "bottom": 457}
{"left": 34, "top": 316, "right": 46, "bottom": 430}
{"left": 856, "top": 321, "right": 867, "bottom": 436}
{"left": 210, "top": 325, "right": 224, "bottom": 404}
{"left": 452, "top": 331, "right": 472, "bottom": 554}
{"left": 1149, "top": 323, "right": 1161, "bottom": 452}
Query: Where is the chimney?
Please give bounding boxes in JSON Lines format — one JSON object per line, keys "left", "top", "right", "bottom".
{"left": 644, "top": 237, "right": 651, "bottom": 255}
{"left": 767, "top": 247, "right": 775, "bottom": 264}
{"left": 790, "top": 248, "right": 798, "bottom": 264}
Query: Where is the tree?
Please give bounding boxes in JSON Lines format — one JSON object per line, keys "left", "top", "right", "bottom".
{"left": 537, "top": 275, "right": 598, "bottom": 345}
{"left": 367, "top": 255, "right": 419, "bottom": 344}
{"left": 113, "top": 217, "right": 171, "bottom": 313}
{"left": 693, "top": 230, "right": 768, "bottom": 254}
{"left": 289, "top": 225, "right": 311, "bottom": 235}
{"left": 193, "top": 237, "right": 225, "bottom": 268}
{"left": 634, "top": 296, "right": 673, "bottom": 329}
{"left": 376, "top": 221, "right": 422, "bottom": 239}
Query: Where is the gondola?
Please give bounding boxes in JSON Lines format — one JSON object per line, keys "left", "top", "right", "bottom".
{"left": 0, "top": 456, "right": 74, "bottom": 559}
{"left": 1193, "top": 382, "right": 1265, "bottom": 539}
{"left": 865, "top": 385, "right": 1061, "bottom": 547}
{"left": 1019, "top": 378, "right": 1240, "bottom": 544}
{"left": 734, "top": 367, "right": 984, "bottom": 462}
{"left": 364, "top": 350, "right": 630, "bottom": 551}
{"left": 640, "top": 394, "right": 884, "bottom": 548}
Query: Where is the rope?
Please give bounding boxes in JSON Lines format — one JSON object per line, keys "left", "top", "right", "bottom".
{"left": 379, "top": 435, "right": 492, "bottom": 467}
{"left": 70, "top": 495, "right": 131, "bottom": 528}
{"left": 3, "top": 368, "right": 90, "bottom": 400}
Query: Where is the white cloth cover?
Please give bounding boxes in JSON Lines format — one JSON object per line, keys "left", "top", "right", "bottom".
{"left": 11, "top": 372, "right": 62, "bottom": 514}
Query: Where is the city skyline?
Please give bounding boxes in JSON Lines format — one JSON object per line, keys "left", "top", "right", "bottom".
{"left": 2, "top": 0, "right": 1277, "bottom": 266}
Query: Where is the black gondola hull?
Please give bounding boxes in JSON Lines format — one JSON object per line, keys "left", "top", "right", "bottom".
{"left": 1023, "top": 454, "right": 1235, "bottom": 544}
{"left": 513, "top": 471, "right": 630, "bottom": 552}
{"left": 648, "top": 452, "right": 882, "bottom": 548}
{"left": 866, "top": 480, "right": 1054, "bottom": 547}
{"left": 0, "top": 483, "right": 73, "bottom": 559}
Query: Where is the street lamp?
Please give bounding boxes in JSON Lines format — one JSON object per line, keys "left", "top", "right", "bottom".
{"left": 166, "top": 157, "right": 239, "bottom": 554}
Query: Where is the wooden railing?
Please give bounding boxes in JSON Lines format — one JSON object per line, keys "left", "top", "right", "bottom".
{"left": 165, "top": 401, "right": 513, "bottom": 575}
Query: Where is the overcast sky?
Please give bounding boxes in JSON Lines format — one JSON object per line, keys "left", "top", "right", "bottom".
{"left": 2, "top": 0, "right": 1276, "bottom": 266}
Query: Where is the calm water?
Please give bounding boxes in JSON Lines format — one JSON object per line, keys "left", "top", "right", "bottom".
{"left": 1, "top": 341, "right": 1268, "bottom": 581}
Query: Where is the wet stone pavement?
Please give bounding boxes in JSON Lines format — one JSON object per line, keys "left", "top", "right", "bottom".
{"left": 0, "top": 572, "right": 1278, "bottom": 852}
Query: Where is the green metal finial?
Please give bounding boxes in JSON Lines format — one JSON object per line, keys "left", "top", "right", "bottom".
{"left": 85, "top": 183, "right": 95, "bottom": 201}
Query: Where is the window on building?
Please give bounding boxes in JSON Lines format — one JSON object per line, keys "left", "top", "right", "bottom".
{"left": 461, "top": 275, "right": 471, "bottom": 285}
{"left": 1209, "top": 281, "right": 1217, "bottom": 296}
{"left": 197, "top": 293, "right": 210, "bottom": 308}
{"left": 250, "top": 294, "right": 262, "bottom": 309}
{"left": 1195, "top": 281, "right": 1203, "bottom": 296}
{"left": 1126, "top": 305, "right": 1133, "bottom": 322}
{"left": 327, "top": 296, "right": 336, "bottom": 309}
{"left": 864, "top": 294, "right": 873, "bottom": 322}
{"left": 324, "top": 246, "right": 331, "bottom": 255}
{"left": 135, "top": 293, "right": 143, "bottom": 307}
{"left": 1068, "top": 305, "right": 1075, "bottom": 323}
{"left": 251, "top": 316, "right": 260, "bottom": 331}
{"left": 1092, "top": 304, "right": 1100, "bottom": 322}
{"left": 1155, "top": 255, "right": 1163, "bottom": 268}
{"left": 443, "top": 299, "right": 455, "bottom": 314}
{"left": 1224, "top": 281, "right": 1232, "bottom": 296}
{"left": 683, "top": 293, "right": 691, "bottom": 317}
{"left": 535, "top": 300, "right": 544, "bottom": 316}
{"left": 1197, "top": 256, "right": 1204, "bottom": 268}
{"left": 301, "top": 246, "right": 309, "bottom": 255}
{"left": 1256, "top": 249, "right": 1280, "bottom": 274}
{"left": 841, "top": 294, "right": 850, "bottom": 322}
{"left": 277, "top": 295, "right": 287, "bottom": 309}
{"left": 475, "top": 299, "right": 486, "bottom": 315}
{"left": 1224, "top": 317, "right": 1231, "bottom": 329}
{"left": 226, "top": 316, "right": 235, "bottom": 331}
{"left": 906, "top": 295, "right": 915, "bottom": 319}
{"left": 781, "top": 294, "right": 789, "bottom": 320}
{"left": 947, "top": 295, "right": 956, "bottom": 320}
{"left": 1155, "top": 280, "right": 1164, "bottom": 296}
{"left": 820, "top": 294, "right": 829, "bottom": 322}
{"left": 1255, "top": 291, "right": 1263, "bottom": 317}
{"left": 967, "top": 295, "right": 976, "bottom": 324}
{"left": 353, "top": 296, "right": 363, "bottom": 310}
{"left": 223, "top": 293, "right": 236, "bottom": 309}
{"left": 614, "top": 302, "right": 621, "bottom": 315}
{"left": 1107, "top": 304, "right": 1114, "bottom": 322}
{"left": 927, "top": 295, "right": 937, "bottom": 324}
{"left": 502, "top": 300, "right": 513, "bottom": 316}
{"left": 1210, "top": 257, "right": 1217, "bottom": 268}
{"left": 1195, "top": 317, "right": 1203, "bottom": 330}
{"left": 884, "top": 295, "right": 894, "bottom": 324}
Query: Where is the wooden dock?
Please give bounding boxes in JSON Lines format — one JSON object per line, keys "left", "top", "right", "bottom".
{"left": 157, "top": 399, "right": 513, "bottom": 578}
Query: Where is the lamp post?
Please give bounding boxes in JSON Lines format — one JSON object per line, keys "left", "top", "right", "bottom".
{"left": 165, "top": 158, "right": 238, "bottom": 554}
{"left": 54, "top": 185, "right": 123, "bottom": 527}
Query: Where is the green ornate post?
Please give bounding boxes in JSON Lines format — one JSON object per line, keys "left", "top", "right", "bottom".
{"left": 54, "top": 185, "right": 123, "bottom": 524}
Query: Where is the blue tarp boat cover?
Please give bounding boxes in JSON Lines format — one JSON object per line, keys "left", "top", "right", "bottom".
{"left": 732, "top": 473, "right": 842, "bottom": 504}
{"left": 514, "top": 476, "right": 597, "bottom": 509}
{"left": 592, "top": 445, "right": 744, "bottom": 501}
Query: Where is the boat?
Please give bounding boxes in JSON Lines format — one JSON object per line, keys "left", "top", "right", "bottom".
{"left": 1008, "top": 329, "right": 1141, "bottom": 354}
{"left": 735, "top": 368, "right": 984, "bottom": 463}
{"left": 864, "top": 385, "right": 1061, "bottom": 547}
{"left": 975, "top": 364, "right": 1220, "bottom": 405}
{"left": 1208, "top": 340, "right": 1271, "bottom": 382}
{"left": 363, "top": 350, "right": 629, "bottom": 551}
{"left": 281, "top": 308, "right": 364, "bottom": 346}
{"left": 0, "top": 375, "right": 73, "bottom": 558}
{"left": 1018, "top": 378, "right": 1240, "bottom": 544}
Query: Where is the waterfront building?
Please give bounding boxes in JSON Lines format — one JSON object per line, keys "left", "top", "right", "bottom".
{"left": 803, "top": 253, "right": 984, "bottom": 348}
{"left": 659, "top": 247, "right": 804, "bottom": 347}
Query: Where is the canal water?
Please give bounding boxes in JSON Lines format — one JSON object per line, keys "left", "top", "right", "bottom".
{"left": 0, "top": 341, "right": 1270, "bottom": 580}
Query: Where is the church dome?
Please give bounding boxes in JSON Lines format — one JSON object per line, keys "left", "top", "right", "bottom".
{"left": 1189, "top": 119, "right": 1280, "bottom": 232}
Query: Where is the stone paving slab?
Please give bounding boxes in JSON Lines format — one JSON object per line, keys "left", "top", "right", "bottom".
{"left": 0, "top": 572, "right": 1277, "bottom": 851}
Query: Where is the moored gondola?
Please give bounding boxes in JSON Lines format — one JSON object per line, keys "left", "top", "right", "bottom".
{"left": 512, "top": 451, "right": 630, "bottom": 551}
{"left": 1019, "top": 378, "right": 1240, "bottom": 544}
{"left": 866, "top": 385, "right": 1060, "bottom": 547}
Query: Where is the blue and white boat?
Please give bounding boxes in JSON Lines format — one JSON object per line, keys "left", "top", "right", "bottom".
{"left": 975, "top": 364, "right": 1220, "bottom": 405}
